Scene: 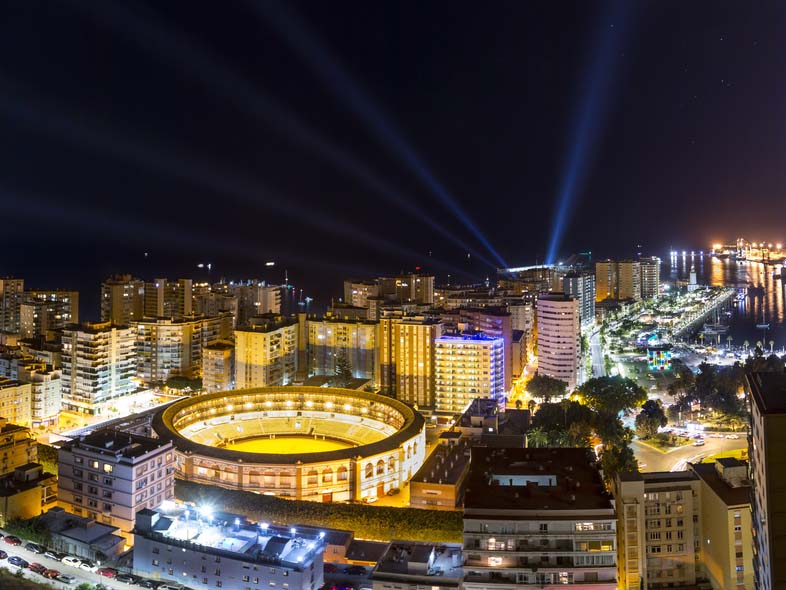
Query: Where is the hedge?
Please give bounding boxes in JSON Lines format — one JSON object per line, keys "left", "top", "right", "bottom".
{"left": 37, "top": 443, "right": 59, "bottom": 475}
{"left": 175, "top": 480, "right": 462, "bottom": 543}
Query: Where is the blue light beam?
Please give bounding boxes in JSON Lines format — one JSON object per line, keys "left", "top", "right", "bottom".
{"left": 545, "top": 1, "right": 633, "bottom": 265}
{"left": 251, "top": 1, "right": 508, "bottom": 269}
{"left": 66, "top": 1, "right": 493, "bottom": 269}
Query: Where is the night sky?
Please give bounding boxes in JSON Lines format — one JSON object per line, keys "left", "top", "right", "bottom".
{"left": 1, "top": 1, "right": 784, "bottom": 314}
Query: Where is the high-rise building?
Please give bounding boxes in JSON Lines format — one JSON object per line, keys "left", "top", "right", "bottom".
{"left": 0, "top": 278, "right": 24, "bottom": 334}
{"left": 434, "top": 332, "right": 505, "bottom": 415}
{"left": 61, "top": 322, "right": 137, "bottom": 414}
{"left": 58, "top": 429, "right": 174, "bottom": 544}
{"left": 17, "top": 360, "right": 61, "bottom": 427}
{"left": 614, "top": 471, "right": 703, "bottom": 590}
{"left": 307, "top": 316, "right": 377, "bottom": 381}
{"left": 100, "top": 275, "right": 145, "bottom": 326}
{"left": 537, "top": 293, "right": 580, "bottom": 391}
{"left": 235, "top": 314, "right": 298, "bottom": 388}
{"left": 562, "top": 271, "right": 596, "bottom": 328}
{"left": 463, "top": 447, "right": 617, "bottom": 589}
{"left": 639, "top": 256, "right": 661, "bottom": 299}
{"left": 202, "top": 341, "right": 234, "bottom": 393}
{"left": 376, "top": 313, "right": 442, "bottom": 406}
{"left": 0, "top": 378, "right": 32, "bottom": 426}
{"left": 343, "top": 279, "right": 380, "bottom": 308}
{"left": 19, "top": 290, "right": 79, "bottom": 340}
{"left": 133, "top": 314, "right": 232, "bottom": 385}
{"left": 457, "top": 308, "right": 512, "bottom": 392}
{"left": 690, "top": 459, "right": 754, "bottom": 590}
{"left": 379, "top": 273, "right": 435, "bottom": 305}
{"left": 144, "top": 278, "right": 192, "bottom": 318}
{"left": 746, "top": 372, "right": 786, "bottom": 590}
{"left": 227, "top": 281, "right": 283, "bottom": 326}
{"left": 595, "top": 260, "right": 642, "bottom": 302}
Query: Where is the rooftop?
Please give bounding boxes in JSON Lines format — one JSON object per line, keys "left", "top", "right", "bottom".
{"left": 747, "top": 371, "right": 786, "bottom": 413}
{"left": 204, "top": 341, "right": 234, "bottom": 351}
{"left": 464, "top": 447, "right": 613, "bottom": 513}
{"left": 538, "top": 292, "right": 576, "bottom": 303}
{"left": 374, "top": 541, "right": 463, "bottom": 586}
{"left": 411, "top": 438, "right": 470, "bottom": 485}
{"left": 690, "top": 461, "right": 751, "bottom": 507}
{"left": 345, "top": 539, "right": 389, "bottom": 563}
{"left": 435, "top": 331, "right": 503, "bottom": 343}
{"left": 137, "top": 503, "right": 324, "bottom": 568}
{"left": 63, "top": 429, "right": 171, "bottom": 459}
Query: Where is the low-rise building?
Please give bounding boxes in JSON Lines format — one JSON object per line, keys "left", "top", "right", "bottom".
{"left": 202, "top": 340, "right": 235, "bottom": 393}
{"left": 0, "top": 418, "right": 37, "bottom": 476}
{"left": 371, "top": 541, "right": 464, "bottom": 590}
{"left": 38, "top": 506, "right": 126, "bottom": 561}
{"left": 463, "top": 447, "right": 617, "bottom": 589}
{"left": 0, "top": 378, "right": 32, "bottom": 426}
{"left": 133, "top": 504, "right": 325, "bottom": 590}
{"left": 0, "top": 463, "right": 57, "bottom": 527}
{"left": 409, "top": 436, "right": 469, "bottom": 511}
{"left": 58, "top": 429, "right": 175, "bottom": 544}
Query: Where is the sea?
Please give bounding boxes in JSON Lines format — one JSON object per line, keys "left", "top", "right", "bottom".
{"left": 664, "top": 252, "right": 785, "bottom": 351}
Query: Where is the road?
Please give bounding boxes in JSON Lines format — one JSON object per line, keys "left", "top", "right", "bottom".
{"left": 0, "top": 532, "right": 141, "bottom": 590}
{"left": 631, "top": 435, "right": 746, "bottom": 472}
{"left": 589, "top": 328, "right": 606, "bottom": 378}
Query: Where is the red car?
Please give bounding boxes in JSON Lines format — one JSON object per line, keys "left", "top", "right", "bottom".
{"left": 2, "top": 536, "right": 21, "bottom": 546}
{"left": 43, "top": 569, "right": 60, "bottom": 579}
{"left": 0, "top": 550, "right": 7, "bottom": 559}
{"left": 29, "top": 563, "right": 47, "bottom": 575}
{"left": 97, "top": 567, "right": 118, "bottom": 578}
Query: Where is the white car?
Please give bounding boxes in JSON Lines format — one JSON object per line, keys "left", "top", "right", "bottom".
{"left": 726, "top": 434, "right": 740, "bottom": 439}
{"left": 79, "top": 561, "right": 98, "bottom": 573}
{"left": 693, "top": 440, "right": 706, "bottom": 446}
{"left": 61, "top": 556, "right": 81, "bottom": 567}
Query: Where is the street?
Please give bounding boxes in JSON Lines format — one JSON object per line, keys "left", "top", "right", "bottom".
{"left": 631, "top": 434, "right": 746, "bottom": 472}
{"left": 589, "top": 328, "right": 606, "bottom": 378}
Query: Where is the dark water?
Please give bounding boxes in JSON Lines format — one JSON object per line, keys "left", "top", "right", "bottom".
{"left": 664, "top": 252, "right": 786, "bottom": 350}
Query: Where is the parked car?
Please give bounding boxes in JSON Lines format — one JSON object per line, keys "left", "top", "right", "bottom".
{"left": 344, "top": 565, "right": 367, "bottom": 575}
{"left": 8, "top": 555, "right": 29, "bottom": 568}
{"left": 57, "top": 574, "right": 77, "bottom": 584}
{"left": 61, "top": 555, "right": 82, "bottom": 567}
{"left": 44, "top": 569, "right": 60, "bottom": 579}
{"left": 116, "top": 573, "right": 141, "bottom": 584}
{"left": 98, "top": 566, "right": 119, "bottom": 578}
{"left": 3, "top": 535, "right": 22, "bottom": 546}
{"left": 44, "top": 550, "right": 64, "bottom": 560}
{"left": 29, "top": 562, "right": 47, "bottom": 575}
{"left": 25, "top": 542, "right": 44, "bottom": 554}
{"left": 693, "top": 439, "right": 706, "bottom": 446}
{"left": 726, "top": 434, "right": 740, "bottom": 439}
{"left": 0, "top": 550, "right": 7, "bottom": 559}
{"left": 386, "top": 488, "right": 401, "bottom": 496}
{"left": 159, "top": 584, "right": 186, "bottom": 590}
{"left": 79, "top": 560, "right": 99, "bottom": 572}
{"left": 137, "top": 580, "right": 162, "bottom": 589}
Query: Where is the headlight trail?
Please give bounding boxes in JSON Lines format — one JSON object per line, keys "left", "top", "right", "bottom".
{"left": 64, "top": 1, "right": 493, "bottom": 269}
{"left": 250, "top": 1, "right": 508, "bottom": 268}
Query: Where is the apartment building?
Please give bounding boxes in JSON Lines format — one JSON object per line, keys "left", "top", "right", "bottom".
{"left": 536, "top": 293, "right": 581, "bottom": 391}
{"left": 235, "top": 314, "right": 298, "bottom": 388}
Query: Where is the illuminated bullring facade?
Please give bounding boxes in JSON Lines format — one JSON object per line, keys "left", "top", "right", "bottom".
{"left": 152, "top": 386, "right": 426, "bottom": 503}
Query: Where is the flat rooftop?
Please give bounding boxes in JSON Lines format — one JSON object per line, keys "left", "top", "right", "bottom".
{"left": 747, "top": 372, "right": 786, "bottom": 413}
{"left": 64, "top": 429, "right": 169, "bottom": 459}
{"left": 690, "top": 461, "right": 751, "bottom": 507}
{"left": 374, "top": 541, "right": 463, "bottom": 585}
{"left": 464, "top": 447, "right": 613, "bottom": 513}
{"left": 411, "top": 438, "right": 470, "bottom": 485}
{"left": 142, "top": 504, "right": 324, "bottom": 567}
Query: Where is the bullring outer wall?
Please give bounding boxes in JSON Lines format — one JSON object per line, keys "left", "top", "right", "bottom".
{"left": 151, "top": 386, "right": 426, "bottom": 503}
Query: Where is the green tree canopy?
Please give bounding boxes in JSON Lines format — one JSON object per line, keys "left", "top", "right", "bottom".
{"left": 334, "top": 350, "right": 353, "bottom": 387}
{"left": 527, "top": 374, "right": 568, "bottom": 402}
{"left": 635, "top": 399, "right": 667, "bottom": 439}
{"left": 576, "top": 376, "right": 647, "bottom": 416}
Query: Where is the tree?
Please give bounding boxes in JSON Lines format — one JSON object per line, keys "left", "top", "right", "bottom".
{"left": 635, "top": 400, "right": 668, "bottom": 439}
{"left": 576, "top": 376, "right": 647, "bottom": 417}
{"left": 727, "top": 335, "right": 733, "bottom": 350}
{"left": 334, "top": 350, "right": 353, "bottom": 387}
{"left": 600, "top": 443, "right": 638, "bottom": 480}
{"left": 527, "top": 374, "right": 567, "bottom": 402}
{"left": 526, "top": 427, "right": 550, "bottom": 448}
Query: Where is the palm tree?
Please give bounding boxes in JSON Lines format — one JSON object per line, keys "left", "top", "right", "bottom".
{"left": 743, "top": 340, "right": 750, "bottom": 355}
{"left": 727, "top": 335, "right": 733, "bottom": 350}
{"left": 770, "top": 340, "right": 775, "bottom": 353}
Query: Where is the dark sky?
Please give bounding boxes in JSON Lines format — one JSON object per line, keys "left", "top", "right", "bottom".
{"left": 1, "top": 1, "right": 784, "bottom": 312}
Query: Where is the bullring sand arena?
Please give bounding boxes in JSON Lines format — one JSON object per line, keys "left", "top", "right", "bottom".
{"left": 152, "top": 386, "right": 426, "bottom": 502}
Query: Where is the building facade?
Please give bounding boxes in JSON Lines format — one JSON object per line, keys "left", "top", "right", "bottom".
{"left": 61, "top": 322, "right": 137, "bottom": 414}
{"left": 0, "top": 378, "right": 32, "bottom": 426}
{"left": 434, "top": 333, "right": 505, "bottom": 415}
{"left": 563, "top": 271, "right": 596, "bottom": 328}
{"left": 463, "top": 447, "right": 617, "bottom": 589}
{"left": 536, "top": 293, "right": 581, "bottom": 391}
{"left": 639, "top": 256, "right": 661, "bottom": 299}
{"left": 235, "top": 315, "right": 298, "bottom": 388}
{"left": 101, "top": 275, "right": 145, "bottom": 326}
{"left": 202, "top": 341, "right": 234, "bottom": 393}
{"left": 19, "top": 290, "right": 79, "bottom": 340}
{"left": 144, "top": 278, "right": 193, "bottom": 319}
{"left": 58, "top": 430, "right": 175, "bottom": 543}
{"left": 306, "top": 316, "right": 377, "bottom": 381}
{"left": 0, "top": 278, "right": 24, "bottom": 334}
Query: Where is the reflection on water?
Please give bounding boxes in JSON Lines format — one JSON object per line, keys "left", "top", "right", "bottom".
{"left": 664, "top": 252, "right": 786, "bottom": 349}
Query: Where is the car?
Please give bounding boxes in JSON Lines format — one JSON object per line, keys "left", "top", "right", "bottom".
{"left": 726, "top": 434, "right": 740, "bottom": 439}
{"left": 98, "top": 566, "right": 119, "bottom": 578}
{"left": 324, "top": 563, "right": 338, "bottom": 573}
{"left": 57, "top": 574, "right": 77, "bottom": 584}
{"left": 3, "top": 535, "right": 22, "bottom": 546}
{"left": 386, "top": 488, "right": 401, "bottom": 496}
{"left": 363, "top": 496, "right": 378, "bottom": 504}
{"left": 44, "top": 550, "right": 65, "bottom": 561}
{"left": 693, "top": 439, "right": 706, "bottom": 446}
{"left": 79, "top": 560, "right": 99, "bottom": 572}
{"left": 137, "top": 580, "right": 162, "bottom": 589}
{"left": 29, "top": 562, "right": 47, "bottom": 574}
{"left": 116, "top": 573, "right": 141, "bottom": 584}
{"left": 0, "top": 550, "right": 7, "bottom": 559}
{"left": 158, "top": 584, "right": 185, "bottom": 590}
{"left": 61, "top": 555, "right": 82, "bottom": 567}
{"left": 44, "top": 569, "right": 60, "bottom": 579}
{"left": 344, "top": 565, "right": 367, "bottom": 575}
{"left": 8, "top": 555, "right": 29, "bottom": 568}
{"left": 25, "top": 542, "right": 45, "bottom": 554}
